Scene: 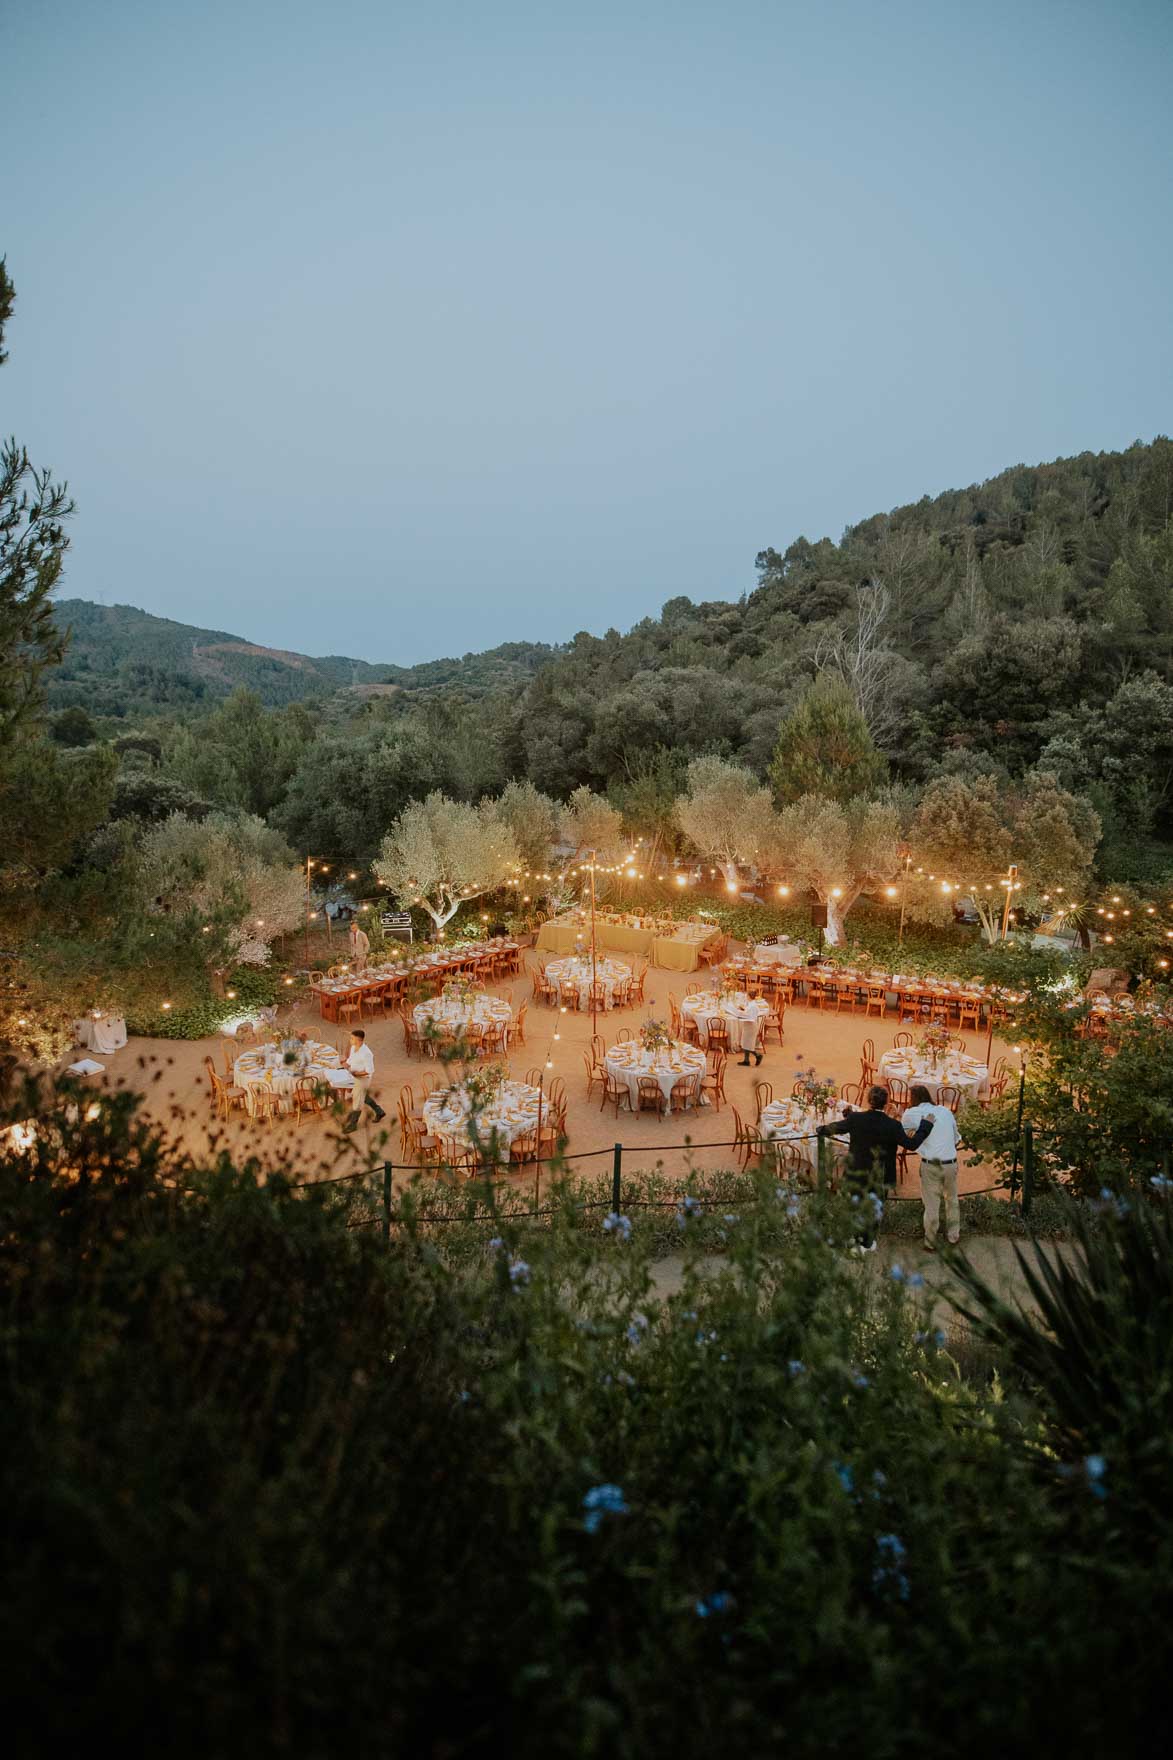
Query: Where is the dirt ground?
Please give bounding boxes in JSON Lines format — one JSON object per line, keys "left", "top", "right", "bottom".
{"left": 75, "top": 947, "right": 1014, "bottom": 1200}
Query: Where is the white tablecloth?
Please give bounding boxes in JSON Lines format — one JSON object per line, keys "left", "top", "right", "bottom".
{"left": 604, "top": 1043, "right": 707, "bottom": 1108}
{"left": 234, "top": 1040, "right": 348, "bottom": 1115}
{"left": 413, "top": 995, "right": 512, "bottom": 1039}
{"left": 74, "top": 1014, "right": 127, "bottom": 1054}
{"left": 878, "top": 1050, "right": 988, "bottom": 1104}
{"left": 681, "top": 993, "right": 771, "bottom": 1050}
{"left": 761, "top": 1099, "right": 850, "bottom": 1169}
{"left": 423, "top": 1078, "right": 544, "bottom": 1158}
{"left": 753, "top": 942, "right": 803, "bottom": 967}
{"left": 546, "top": 956, "right": 631, "bottom": 1010}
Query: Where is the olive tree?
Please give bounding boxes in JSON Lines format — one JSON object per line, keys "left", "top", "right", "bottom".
{"left": 773, "top": 795, "right": 901, "bottom": 945}
{"left": 374, "top": 792, "right": 518, "bottom": 935}
{"left": 909, "top": 771, "right": 1101, "bottom": 943}
{"left": 675, "top": 756, "right": 778, "bottom": 891}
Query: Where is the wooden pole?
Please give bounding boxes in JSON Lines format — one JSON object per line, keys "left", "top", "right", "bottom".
{"left": 1000, "top": 863, "right": 1019, "bottom": 941}
{"left": 589, "top": 850, "right": 599, "bottom": 1042}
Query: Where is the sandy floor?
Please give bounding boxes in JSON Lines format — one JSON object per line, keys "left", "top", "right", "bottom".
{"left": 78, "top": 950, "right": 1013, "bottom": 1199}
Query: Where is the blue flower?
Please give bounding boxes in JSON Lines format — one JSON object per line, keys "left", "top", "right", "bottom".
{"left": 603, "top": 1211, "right": 632, "bottom": 1242}
{"left": 906, "top": 1271, "right": 925, "bottom": 1289}
{"left": 677, "top": 1194, "right": 704, "bottom": 1225}
{"left": 876, "top": 1533, "right": 906, "bottom": 1562}
{"left": 695, "top": 1328, "right": 718, "bottom": 1346}
{"left": 872, "top": 1469, "right": 888, "bottom": 1490}
{"left": 851, "top": 1370, "right": 870, "bottom": 1390}
{"left": 508, "top": 1257, "right": 531, "bottom": 1287}
{"left": 625, "top": 1312, "right": 649, "bottom": 1346}
{"left": 582, "top": 1482, "right": 629, "bottom": 1533}
{"left": 1084, "top": 1454, "right": 1108, "bottom": 1499}
{"left": 787, "top": 1359, "right": 806, "bottom": 1377}
{"left": 723, "top": 1213, "right": 739, "bottom": 1225}
{"left": 695, "top": 1591, "right": 735, "bottom": 1618}
{"left": 1151, "top": 1174, "right": 1172, "bottom": 1192}
{"left": 833, "top": 1461, "right": 855, "bottom": 1494}
{"left": 488, "top": 1236, "right": 505, "bottom": 1252}
{"left": 889, "top": 1264, "right": 905, "bottom": 1282}
{"left": 869, "top": 1194, "right": 884, "bottom": 1221}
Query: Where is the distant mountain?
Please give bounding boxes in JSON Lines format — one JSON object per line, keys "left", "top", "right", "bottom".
{"left": 46, "top": 599, "right": 560, "bottom": 719}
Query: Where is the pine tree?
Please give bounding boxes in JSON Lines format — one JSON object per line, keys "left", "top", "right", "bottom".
{"left": 769, "top": 672, "right": 888, "bottom": 806}
{"left": 0, "top": 259, "right": 72, "bottom": 745}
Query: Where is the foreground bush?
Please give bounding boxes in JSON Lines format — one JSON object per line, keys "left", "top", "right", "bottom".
{"left": 1, "top": 1077, "right": 1170, "bottom": 1755}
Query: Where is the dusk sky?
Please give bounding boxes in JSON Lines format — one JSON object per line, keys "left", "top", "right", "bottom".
{"left": 4, "top": 0, "right": 1171, "bottom": 665}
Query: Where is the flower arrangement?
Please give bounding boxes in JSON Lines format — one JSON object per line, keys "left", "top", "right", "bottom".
{"left": 640, "top": 1018, "right": 675, "bottom": 1054}
{"left": 716, "top": 971, "right": 740, "bottom": 1001}
{"left": 793, "top": 1066, "right": 839, "bottom": 1116}
{"left": 463, "top": 1062, "right": 509, "bottom": 1110}
{"left": 443, "top": 976, "right": 476, "bottom": 1005}
{"left": 917, "top": 1018, "right": 953, "bottom": 1064}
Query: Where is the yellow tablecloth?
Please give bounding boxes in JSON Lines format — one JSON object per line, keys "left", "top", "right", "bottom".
{"left": 651, "top": 931, "right": 718, "bottom": 973}
{"left": 536, "top": 920, "right": 655, "bottom": 957}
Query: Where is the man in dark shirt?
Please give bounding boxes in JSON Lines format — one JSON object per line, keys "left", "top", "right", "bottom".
{"left": 816, "top": 1086, "right": 930, "bottom": 1250}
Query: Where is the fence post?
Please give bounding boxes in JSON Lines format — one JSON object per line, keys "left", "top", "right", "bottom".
{"left": 1021, "top": 1123, "right": 1034, "bottom": 1221}
{"left": 816, "top": 1132, "right": 829, "bottom": 1192}
{"left": 382, "top": 1161, "right": 393, "bottom": 1244}
{"left": 612, "top": 1142, "right": 623, "bottom": 1214}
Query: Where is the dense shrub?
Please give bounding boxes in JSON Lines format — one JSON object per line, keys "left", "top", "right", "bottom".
{"left": 2, "top": 1077, "right": 1171, "bottom": 1754}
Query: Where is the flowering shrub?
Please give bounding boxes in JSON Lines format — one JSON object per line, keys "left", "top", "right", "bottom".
{"left": 639, "top": 1017, "right": 675, "bottom": 1053}
{"left": 793, "top": 1065, "right": 839, "bottom": 1114}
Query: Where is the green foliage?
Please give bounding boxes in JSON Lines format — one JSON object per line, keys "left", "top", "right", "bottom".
{"left": 127, "top": 963, "right": 280, "bottom": 1038}
{"left": 2, "top": 1082, "right": 1171, "bottom": 1752}
{"left": 770, "top": 671, "right": 888, "bottom": 804}
{"left": 0, "top": 260, "right": 72, "bottom": 746}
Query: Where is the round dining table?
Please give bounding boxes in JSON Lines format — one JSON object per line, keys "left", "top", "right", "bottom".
{"left": 877, "top": 1049, "right": 989, "bottom": 1104}
{"left": 423, "top": 1077, "right": 544, "bottom": 1160}
{"left": 604, "top": 1041, "right": 707, "bottom": 1109}
{"left": 413, "top": 994, "right": 512, "bottom": 1040}
{"left": 233, "top": 1039, "right": 350, "bottom": 1116}
{"left": 546, "top": 955, "right": 631, "bottom": 1010}
{"left": 760, "top": 1098, "right": 851, "bottom": 1170}
{"left": 681, "top": 992, "right": 771, "bottom": 1051}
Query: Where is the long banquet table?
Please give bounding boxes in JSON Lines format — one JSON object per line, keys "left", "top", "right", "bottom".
{"left": 311, "top": 941, "right": 520, "bottom": 1020}
{"left": 536, "top": 916, "right": 720, "bottom": 972}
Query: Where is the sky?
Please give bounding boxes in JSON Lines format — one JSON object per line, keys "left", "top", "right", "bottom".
{"left": 3, "top": 0, "right": 1172, "bottom": 665}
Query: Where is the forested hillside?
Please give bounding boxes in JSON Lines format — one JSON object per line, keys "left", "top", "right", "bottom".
{"left": 41, "top": 438, "right": 1173, "bottom": 880}
{"left": 46, "top": 599, "right": 559, "bottom": 717}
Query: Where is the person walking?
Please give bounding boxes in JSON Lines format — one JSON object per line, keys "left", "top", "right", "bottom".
{"left": 902, "top": 1084, "right": 962, "bottom": 1250}
{"left": 348, "top": 917, "right": 371, "bottom": 973}
{"left": 816, "top": 1086, "right": 930, "bottom": 1251}
{"left": 342, "top": 1028, "right": 385, "bottom": 1133}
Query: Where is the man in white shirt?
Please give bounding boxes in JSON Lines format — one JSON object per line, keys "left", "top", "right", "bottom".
{"left": 342, "top": 1028, "right": 385, "bottom": 1133}
{"left": 902, "top": 1084, "right": 961, "bottom": 1250}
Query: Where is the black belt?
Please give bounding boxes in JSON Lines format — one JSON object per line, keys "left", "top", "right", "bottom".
{"left": 920, "top": 1157, "right": 957, "bottom": 1165}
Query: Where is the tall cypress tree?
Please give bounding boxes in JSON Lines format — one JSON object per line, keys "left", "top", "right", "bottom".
{"left": 769, "top": 672, "right": 888, "bottom": 806}
{"left": 0, "top": 258, "right": 72, "bottom": 746}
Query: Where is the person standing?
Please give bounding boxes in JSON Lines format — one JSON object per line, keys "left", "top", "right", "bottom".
{"left": 342, "top": 1028, "right": 385, "bottom": 1133}
{"left": 816, "top": 1086, "right": 930, "bottom": 1251}
{"left": 902, "top": 1084, "right": 962, "bottom": 1250}
{"left": 348, "top": 917, "right": 371, "bottom": 972}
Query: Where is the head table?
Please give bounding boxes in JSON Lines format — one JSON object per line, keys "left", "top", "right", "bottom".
{"left": 423, "top": 1077, "right": 544, "bottom": 1160}
{"left": 681, "top": 992, "right": 771, "bottom": 1051}
{"left": 877, "top": 1048, "right": 989, "bottom": 1104}
{"left": 234, "top": 1039, "right": 351, "bottom": 1116}
{"left": 604, "top": 1041, "right": 707, "bottom": 1109}
{"left": 312, "top": 941, "right": 520, "bottom": 1019}
{"left": 546, "top": 955, "right": 631, "bottom": 1010}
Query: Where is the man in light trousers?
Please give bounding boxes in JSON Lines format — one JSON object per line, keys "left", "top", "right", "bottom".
{"left": 902, "top": 1083, "right": 961, "bottom": 1250}
{"left": 342, "top": 1028, "right": 385, "bottom": 1133}
{"left": 348, "top": 917, "right": 371, "bottom": 972}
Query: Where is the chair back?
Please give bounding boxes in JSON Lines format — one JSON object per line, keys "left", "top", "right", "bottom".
{"left": 893, "top": 1031, "right": 913, "bottom": 1048}
{"left": 753, "top": 1079, "right": 773, "bottom": 1120}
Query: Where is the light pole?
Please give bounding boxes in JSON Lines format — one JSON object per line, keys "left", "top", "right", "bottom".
{"left": 896, "top": 844, "right": 912, "bottom": 945}
{"left": 1009, "top": 1044, "right": 1029, "bottom": 1200}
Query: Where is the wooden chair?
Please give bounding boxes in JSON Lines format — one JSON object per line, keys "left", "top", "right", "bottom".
{"left": 632, "top": 967, "right": 648, "bottom": 1004}
{"left": 892, "top": 1031, "right": 914, "bottom": 1049}
{"left": 509, "top": 1129, "right": 539, "bottom": 1166}
{"left": 680, "top": 1011, "right": 701, "bottom": 1046}
{"left": 591, "top": 1035, "right": 607, "bottom": 1067}
{"left": 958, "top": 995, "right": 982, "bottom": 1031}
{"left": 732, "top": 1106, "right": 765, "bottom": 1169}
{"left": 700, "top": 1052, "right": 726, "bottom": 1112}
{"left": 600, "top": 1069, "right": 632, "bottom": 1117}
{"left": 864, "top": 983, "right": 887, "bottom": 1019}
{"left": 637, "top": 1076, "right": 667, "bottom": 1116}
{"left": 512, "top": 1001, "right": 528, "bottom": 1044}
{"left": 707, "top": 1018, "right": 730, "bottom": 1054}
{"left": 753, "top": 1079, "right": 773, "bottom": 1121}
{"left": 480, "top": 1019, "right": 508, "bottom": 1057}
{"left": 669, "top": 1074, "right": 699, "bottom": 1113}
{"left": 524, "top": 1067, "right": 545, "bottom": 1088}
{"left": 760, "top": 1001, "right": 785, "bottom": 1046}
{"left": 583, "top": 1052, "right": 606, "bottom": 1102}
{"left": 559, "top": 981, "right": 581, "bottom": 1012}
{"left": 885, "top": 1078, "right": 911, "bottom": 1114}
{"left": 898, "top": 990, "right": 921, "bottom": 1024}
{"left": 205, "top": 1056, "right": 247, "bottom": 1121}
{"left": 615, "top": 1027, "right": 634, "bottom": 1044}
{"left": 338, "top": 994, "right": 363, "bottom": 1028}
{"left": 840, "top": 1080, "right": 865, "bottom": 1107}
{"left": 588, "top": 983, "right": 608, "bottom": 1015}
{"left": 292, "top": 1076, "right": 329, "bottom": 1126}
{"left": 937, "top": 1085, "right": 962, "bottom": 1114}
